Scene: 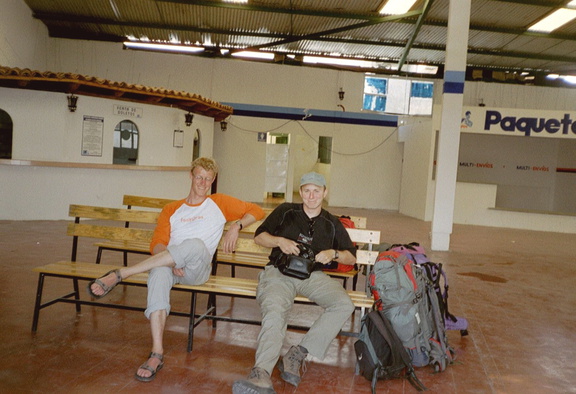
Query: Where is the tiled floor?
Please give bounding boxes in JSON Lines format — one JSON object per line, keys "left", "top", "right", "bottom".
{"left": 2, "top": 206, "right": 575, "bottom": 393}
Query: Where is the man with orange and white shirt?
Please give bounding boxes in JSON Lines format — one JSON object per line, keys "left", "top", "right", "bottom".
{"left": 88, "top": 157, "right": 265, "bottom": 382}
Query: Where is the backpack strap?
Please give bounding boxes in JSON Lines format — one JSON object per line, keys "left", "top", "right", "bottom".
{"left": 371, "top": 311, "right": 428, "bottom": 392}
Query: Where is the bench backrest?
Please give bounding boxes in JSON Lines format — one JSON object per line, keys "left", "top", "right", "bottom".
{"left": 68, "top": 204, "right": 157, "bottom": 261}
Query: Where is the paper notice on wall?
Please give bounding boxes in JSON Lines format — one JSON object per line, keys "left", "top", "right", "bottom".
{"left": 81, "top": 115, "right": 104, "bottom": 156}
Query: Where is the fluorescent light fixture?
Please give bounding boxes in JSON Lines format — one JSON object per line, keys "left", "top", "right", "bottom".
{"left": 401, "top": 64, "right": 438, "bottom": 74}
{"left": 528, "top": 8, "right": 576, "bottom": 33}
{"left": 231, "top": 51, "right": 274, "bottom": 60}
{"left": 568, "top": 0, "right": 576, "bottom": 8}
{"left": 303, "top": 55, "right": 438, "bottom": 74}
{"left": 379, "top": 0, "right": 417, "bottom": 15}
{"left": 303, "top": 55, "right": 382, "bottom": 69}
{"left": 223, "top": 0, "right": 248, "bottom": 3}
{"left": 547, "top": 74, "right": 576, "bottom": 84}
{"left": 123, "top": 41, "right": 204, "bottom": 53}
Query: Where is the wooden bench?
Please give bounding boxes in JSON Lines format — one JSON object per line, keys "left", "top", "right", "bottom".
{"left": 82, "top": 200, "right": 369, "bottom": 290}
{"left": 31, "top": 248, "right": 379, "bottom": 352}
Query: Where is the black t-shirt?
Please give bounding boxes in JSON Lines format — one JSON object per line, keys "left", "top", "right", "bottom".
{"left": 255, "top": 203, "right": 356, "bottom": 271}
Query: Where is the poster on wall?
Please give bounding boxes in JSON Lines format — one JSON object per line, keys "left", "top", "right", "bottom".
{"left": 81, "top": 115, "right": 104, "bottom": 156}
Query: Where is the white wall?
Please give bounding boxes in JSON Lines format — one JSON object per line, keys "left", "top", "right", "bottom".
{"left": 0, "top": 0, "right": 48, "bottom": 69}
{"left": 212, "top": 112, "right": 402, "bottom": 209}
{"left": 398, "top": 117, "right": 435, "bottom": 219}
{"left": 0, "top": 164, "right": 191, "bottom": 220}
{"left": 555, "top": 141, "right": 576, "bottom": 213}
{"left": 0, "top": 88, "right": 213, "bottom": 165}
{"left": 462, "top": 81, "right": 576, "bottom": 111}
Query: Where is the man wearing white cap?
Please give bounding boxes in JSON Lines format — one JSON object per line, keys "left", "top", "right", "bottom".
{"left": 233, "top": 172, "right": 356, "bottom": 394}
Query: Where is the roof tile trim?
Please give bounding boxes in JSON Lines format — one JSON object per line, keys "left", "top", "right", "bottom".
{"left": 0, "top": 66, "right": 233, "bottom": 121}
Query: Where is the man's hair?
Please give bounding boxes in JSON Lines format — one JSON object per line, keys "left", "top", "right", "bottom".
{"left": 191, "top": 157, "right": 219, "bottom": 175}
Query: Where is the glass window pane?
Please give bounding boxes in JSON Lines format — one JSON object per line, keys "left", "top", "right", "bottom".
{"left": 113, "top": 120, "right": 139, "bottom": 165}
{"left": 411, "top": 82, "right": 434, "bottom": 98}
{"left": 364, "top": 77, "right": 387, "bottom": 94}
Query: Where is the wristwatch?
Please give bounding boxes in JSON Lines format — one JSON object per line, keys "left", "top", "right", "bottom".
{"left": 334, "top": 250, "right": 339, "bottom": 260}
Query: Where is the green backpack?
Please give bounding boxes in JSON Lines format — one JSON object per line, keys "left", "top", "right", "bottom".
{"left": 368, "top": 250, "right": 454, "bottom": 372}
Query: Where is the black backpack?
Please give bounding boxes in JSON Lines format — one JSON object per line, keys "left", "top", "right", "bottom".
{"left": 354, "top": 310, "right": 427, "bottom": 392}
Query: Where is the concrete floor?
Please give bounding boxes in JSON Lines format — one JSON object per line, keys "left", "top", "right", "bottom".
{"left": 1, "top": 205, "right": 575, "bottom": 393}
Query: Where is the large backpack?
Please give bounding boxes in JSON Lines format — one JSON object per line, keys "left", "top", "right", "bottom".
{"left": 368, "top": 251, "right": 454, "bottom": 372}
{"left": 389, "top": 242, "right": 469, "bottom": 336}
{"left": 354, "top": 310, "right": 427, "bottom": 393}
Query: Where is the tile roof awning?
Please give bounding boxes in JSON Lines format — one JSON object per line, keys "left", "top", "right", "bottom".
{"left": 0, "top": 66, "right": 233, "bottom": 121}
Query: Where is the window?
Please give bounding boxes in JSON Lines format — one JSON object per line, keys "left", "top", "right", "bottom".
{"left": 409, "top": 81, "right": 434, "bottom": 115}
{"left": 113, "top": 120, "right": 139, "bottom": 164}
{"left": 193, "top": 128, "right": 200, "bottom": 161}
{"left": 0, "top": 109, "right": 13, "bottom": 159}
{"left": 363, "top": 77, "right": 387, "bottom": 112}
{"left": 363, "top": 76, "right": 433, "bottom": 115}
{"left": 318, "top": 136, "right": 332, "bottom": 164}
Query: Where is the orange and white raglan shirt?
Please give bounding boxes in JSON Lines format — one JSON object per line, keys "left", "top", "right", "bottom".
{"left": 150, "top": 194, "right": 265, "bottom": 257}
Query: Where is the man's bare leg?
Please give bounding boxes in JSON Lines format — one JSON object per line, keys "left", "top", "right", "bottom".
{"left": 136, "top": 309, "right": 167, "bottom": 379}
{"left": 90, "top": 251, "right": 175, "bottom": 296}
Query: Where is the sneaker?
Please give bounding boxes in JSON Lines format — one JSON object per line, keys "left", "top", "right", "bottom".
{"left": 277, "top": 345, "right": 307, "bottom": 387}
{"left": 232, "top": 367, "right": 276, "bottom": 394}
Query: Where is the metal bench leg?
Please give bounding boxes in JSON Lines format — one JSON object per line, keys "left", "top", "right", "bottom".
{"left": 207, "top": 294, "right": 217, "bottom": 329}
{"left": 73, "top": 278, "right": 81, "bottom": 312}
{"left": 187, "top": 292, "right": 197, "bottom": 352}
{"left": 31, "top": 273, "right": 46, "bottom": 332}
{"left": 123, "top": 251, "right": 128, "bottom": 267}
{"left": 96, "top": 247, "right": 103, "bottom": 264}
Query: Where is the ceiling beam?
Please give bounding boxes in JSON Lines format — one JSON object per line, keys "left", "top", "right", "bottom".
{"left": 154, "top": 0, "right": 410, "bottom": 21}
{"left": 398, "top": 0, "right": 435, "bottom": 71}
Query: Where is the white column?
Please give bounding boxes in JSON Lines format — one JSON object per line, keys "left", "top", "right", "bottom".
{"left": 431, "top": 0, "right": 471, "bottom": 251}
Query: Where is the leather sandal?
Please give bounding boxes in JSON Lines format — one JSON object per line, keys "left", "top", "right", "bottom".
{"left": 135, "top": 352, "right": 164, "bottom": 382}
{"left": 87, "top": 269, "right": 122, "bottom": 299}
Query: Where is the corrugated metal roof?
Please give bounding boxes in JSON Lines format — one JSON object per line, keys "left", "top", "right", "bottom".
{"left": 21, "top": 0, "right": 576, "bottom": 81}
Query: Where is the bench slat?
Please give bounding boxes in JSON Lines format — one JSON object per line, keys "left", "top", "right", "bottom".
{"left": 123, "top": 195, "right": 176, "bottom": 209}
{"left": 68, "top": 223, "right": 154, "bottom": 243}
{"left": 69, "top": 204, "right": 159, "bottom": 224}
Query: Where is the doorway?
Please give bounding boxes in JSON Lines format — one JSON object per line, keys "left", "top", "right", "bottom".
{"left": 265, "top": 133, "right": 290, "bottom": 202}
